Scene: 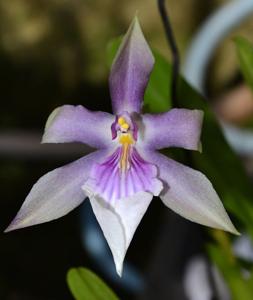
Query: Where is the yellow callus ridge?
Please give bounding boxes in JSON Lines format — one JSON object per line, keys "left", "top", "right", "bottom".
{"left": 119, "top": 134, "right": 133, "bottom": 145}
{"left": 120, "top": 142, "right": 129, "bottom": 172}
{"left": 119, "top": 133, "right": 134, "bottom": 172}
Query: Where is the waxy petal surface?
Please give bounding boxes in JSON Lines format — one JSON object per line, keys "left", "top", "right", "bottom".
{"left": 143, "top": 151, "right": 239, "bottom": 234}
{"left": 142, "top": 109, "right": 203, "bottom": 150}
{"left": 5, "top": 151, "right": 106, "bottom": 232}
{"left": 89, "top": 192, "right": 153, "bottom": 276}
{"left": 109, "top": 17, "right": 154, "bottom": 114}
{"left": 42, "top": 105, "right": 114, "bottom": 149}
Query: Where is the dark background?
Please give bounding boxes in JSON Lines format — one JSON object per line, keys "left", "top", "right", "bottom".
{"left": 1, "top": 0, "right": 253, "bottom": 299}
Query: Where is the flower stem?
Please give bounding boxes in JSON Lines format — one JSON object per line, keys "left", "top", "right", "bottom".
{"left": 157, "top": 0, "right": 180, "bottom": 107}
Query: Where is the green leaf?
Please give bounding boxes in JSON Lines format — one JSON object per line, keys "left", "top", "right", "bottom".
{"left": 106, "top": 38, "right": 253, "bottom": 230}
{"left": 209, "top": 245, "right": 253, "bottom": 300}
{"left": 234, "top": 36, "right": 253, "bottom": 89}
{"left": 234, "top": 36, "right": 253, "bottom": 130}
{"left": 144, "top": 50, "right": 172, "bottom": 113}
{"left": 208, "top": 232, "right": 253, "bottom": 300}
{"left": 106, "top": 37, "right": 122, "bottom": 69}
{"left": 67, "top": 267, "right": 119, "bottom": 300}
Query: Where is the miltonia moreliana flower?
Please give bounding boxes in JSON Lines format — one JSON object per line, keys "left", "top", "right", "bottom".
{"left": 5, "top": 17, "right": 238, "bottom": 276}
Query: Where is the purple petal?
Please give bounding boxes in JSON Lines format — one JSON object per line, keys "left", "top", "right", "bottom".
{"left": 142, "top": 109, "right": 203, "bottom": 150}
{"left": 109, "top": 17, "right": 154, "bottom": 114}
{"left": 42, "top": 105, "right": 114, "bottom": 149}
{"left": 143, "top": 151, "right": 239, "bottom": 234}
{"left": 5, "top": 151, "right": 106, "bottom": 232}
{"left": 89, "top": 191, "right": 153, "bottom": 276}
{"left": 82, "top": 147, "right": 162, "bottom": 202}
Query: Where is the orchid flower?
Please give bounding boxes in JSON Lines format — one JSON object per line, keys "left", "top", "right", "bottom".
{"left": 5, "top": 17, "right": 238, "bottom": 276}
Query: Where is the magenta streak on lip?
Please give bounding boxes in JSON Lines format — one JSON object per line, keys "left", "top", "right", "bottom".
{"left": 85, "top": 146, "right": 159, "bottom": 203}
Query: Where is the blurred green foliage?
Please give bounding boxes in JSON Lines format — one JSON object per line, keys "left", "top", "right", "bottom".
{"left": 235, "top": 36, "right": 253, "bottom": 90}
{"left": 208, "top": 231, "right": 253, "bottom": 300}
{"left": 234, "top": 37, "right": 253, "bottom": 129}
{"left": 67, "top": 267, "right": 119, "bottom": 300}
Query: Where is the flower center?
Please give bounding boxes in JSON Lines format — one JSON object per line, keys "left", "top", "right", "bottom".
{"left": 82, "top": 113, "right": 163, "bottom": 202}
{"left": 111, "top": 113, "right": 138, "bottom": 173}
{"left": 117, "top": 117, "right": 133, "bottom": 172}
{"left": 118, "top": 116, "right": 130, "bottom": 132}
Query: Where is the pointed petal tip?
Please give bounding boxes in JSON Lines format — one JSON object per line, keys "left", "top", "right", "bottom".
{"left": 4, "top": 225, "right": 13, "bottom": 233}
{"left": 116, "top": 264, "right": 123, "bottom": 277}
{"left": 149, "top": 152, "right": 239, "bottom": 237}
{"left": 129, "top": 16, "right": 147, "bottom": 44}
{"left": 226, "top": 225, "right": 240, "bottom": 236}
{"left": 211, "top": 212, "right": 240, "bottom": 236}
{"left": 4, "top": 213, "right": 36, "bottom": 233}
{"left": 132, "top": 15, "right": 141, "bottom": 30}
{"left": 209, "top": 217, "right": 240, "bottom": 236}
{"left": 212, "top": 224, "right": 240, "bottom": 236}
{"left": 233, "top": 229, "right": 241, "bottom": 236}
{"left": 114, "top": 249, "right": 125, "bottom": 277}
{"left": 4, "top": 218, "right": 23, "bottom": 233}
{"left": 90, "top": 192, "right": 153, "bottom": 276}
{"left": 116, "top": 15, "right": 154, "bottom": 63}
{"left": 109, "top": 15, "right": 154, "bottom": 114}
{"left": 207, "top": 217, "right": 240, "bottom": 237}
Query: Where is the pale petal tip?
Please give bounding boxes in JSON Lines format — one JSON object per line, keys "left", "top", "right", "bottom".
{"left": 4, "top": 212, "right": 35, "bottom": 233}
{"left": 233, "top": 229, "right": 241, "bottom": 236}
{"left": 116, "top": 264, "right": 123, "bottom": 277}
{"left": 41, "top": 106, "right": 61, "bottom": 143}
{"left": 114, "top": 251, "right": 125, "bottom": 277}
{"left": 216, "top": 211, "right": 240, "bottom": 236}
{"left": 112, "top": 15, "right": 154, "bottom": 69}
{"left": 132, "top": 16, "right": 153, "bottom": 58}
{"left": 226, "top": 224, "right": 240, "bottom": 236}
{"left": 4, "top": 225, "right": 12, "bottom": 233}
{"left": 4, "top": 218, "right": 21, "bottom": 233}
{"left": 132, "top": 15, "right": 141, "bottom": 30}
{"left": 4, "top": 211, "right": 44, "bottom": 233}
{"left": 213, "top": 217, "right": 240, "bottom": 236}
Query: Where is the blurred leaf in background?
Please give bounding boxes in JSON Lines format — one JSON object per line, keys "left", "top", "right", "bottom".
{"left": 234, "top": 36, "right": 253, "bottom": 129}
{"left": 234, "top": 36, "right": 253, "bottom": 90}
{"left": 208, "top": 230, "right": 253, "bottom": 300}
{"left": 67, "top": 267, "right": 119, "bottom": 300}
